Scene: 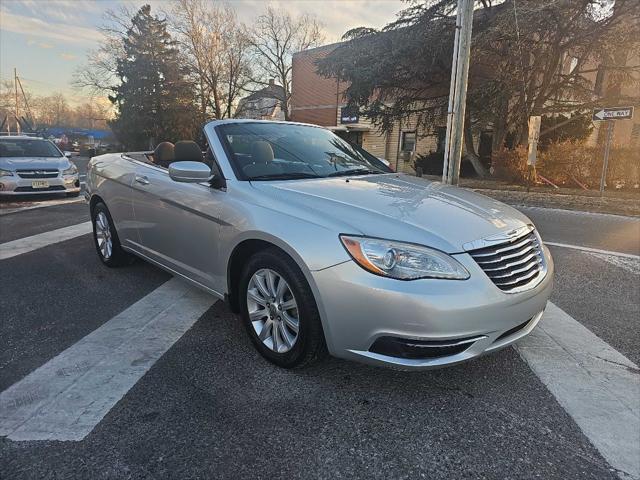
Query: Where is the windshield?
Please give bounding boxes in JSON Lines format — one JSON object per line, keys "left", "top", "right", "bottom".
{"left": 218, "top": 122, "right": 391, "bottom": 180}
{"left": 0, "top": 139, "right": 63, "bottom": 158}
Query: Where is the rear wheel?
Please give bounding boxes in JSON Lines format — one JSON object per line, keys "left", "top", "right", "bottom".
{"left": 239, "top": 248, "right": 327, "bottom": 368}
{"left": 92, "top": 202, "right": 133, "bottom": 267}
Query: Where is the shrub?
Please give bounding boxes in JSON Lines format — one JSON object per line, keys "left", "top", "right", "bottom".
{"left": 537, "top": 140, "right": 596, "bottom": 186}
{"left": 414, "top": 151, "right": 487, "bottom": 177}
{"left": 413, "top": 151, "right": 444, "bottom": 175}
{"left": 490, "top": 147, "right": 529, "bottom": 183}
{"left": 538, "top": 141, "right": 640, "bottom": 188}
{"left": 491, "top": 140, "right": 640, "bottom": 189}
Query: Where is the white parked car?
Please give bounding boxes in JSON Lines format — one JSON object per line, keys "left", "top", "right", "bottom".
{"left": 0, "top": 136, "right": 80, "bottom": 197}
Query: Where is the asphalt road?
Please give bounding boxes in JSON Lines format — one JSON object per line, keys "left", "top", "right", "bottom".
{"left": 0, "top": 193, "right": 638, "bottom": 479}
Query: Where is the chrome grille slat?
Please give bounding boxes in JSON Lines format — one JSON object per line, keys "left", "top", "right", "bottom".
{"left": 474, "top": 243, "right": 536, "bottom": 264}
{"left": 493, "top": 267, "right": 540, "bottom": 287}
{"left": 468, "top": 229, "right": 545, "bottom": 293}
{"left": 16, "top": 169, "right": 59, "bottom": 179}
{"left": 482, "top": 252, "right": 540, "bottom": 272}
{"left": 487, "top": 259, "right": 542, "bottom": 280}
{"left": 470, "top": 237, "right": 533, "bottom": 257}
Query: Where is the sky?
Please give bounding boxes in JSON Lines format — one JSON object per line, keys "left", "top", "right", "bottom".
{"left": 0, "top": 0, "right": 405, "bottom": 105}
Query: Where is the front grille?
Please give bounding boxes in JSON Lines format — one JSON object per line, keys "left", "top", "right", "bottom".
{"left": 16, "top": 169, "right": 59, "bottom": 178}
{"left": 468, "top": 230, "right": 545, "bottom": 292}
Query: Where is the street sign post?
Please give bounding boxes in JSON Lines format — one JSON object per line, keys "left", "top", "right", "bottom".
{"left": 592, "top": 106, "right": 634, "bottom": 194}
{"left": 527, "top": 115, "right": 542, "bottom": 166}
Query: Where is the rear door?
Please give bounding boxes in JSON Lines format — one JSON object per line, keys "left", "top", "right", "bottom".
{"left": 129, "top": 160, "right": 224, "bottom": 293}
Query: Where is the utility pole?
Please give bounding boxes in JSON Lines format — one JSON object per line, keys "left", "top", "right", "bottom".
{"left": 442, "top": 0, "right": 474, "bottom": 185}
{"left": 14, "top": 68, "right": 21, "bottom": 134}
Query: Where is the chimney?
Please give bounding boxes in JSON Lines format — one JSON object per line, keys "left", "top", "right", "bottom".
{"left": 268, "top": 78, "right": 275, "bottom": 87}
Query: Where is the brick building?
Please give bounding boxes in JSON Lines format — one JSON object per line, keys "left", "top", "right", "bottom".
{"left": 290, "top": 43, "right": 445, "bottom": 173}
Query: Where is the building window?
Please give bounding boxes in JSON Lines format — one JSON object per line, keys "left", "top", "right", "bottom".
{"left": 401, "top": 131, "right": 416, "bottom": 153}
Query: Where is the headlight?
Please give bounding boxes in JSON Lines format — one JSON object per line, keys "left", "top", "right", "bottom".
{"left": 340, "top": 235, "right": 470, "bottom": 280}
{"left": 62, "top": 164, "right": 78, "bottom": 175}
{"left": 0, "top": 168, "right": 14, "bottom": 177}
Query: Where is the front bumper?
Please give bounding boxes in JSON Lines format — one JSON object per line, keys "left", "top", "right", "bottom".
{"left": 0, "top": 174, "right": 80, "bottom": 195}
{"left": 311, "top": 246, "right": 553, "bottom": 369}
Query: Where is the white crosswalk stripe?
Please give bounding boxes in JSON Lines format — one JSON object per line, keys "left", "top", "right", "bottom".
{"left": 0, "top": 197, "right": 85, "bottom": 215}
{"left": 0, "top": 221, "right": 92, "bottom": 260}
{"left": 0, "top": 277, "right": 215, "bottom": 441}
{"left": 516, "top": 302, "right": 640, "bottom": 480}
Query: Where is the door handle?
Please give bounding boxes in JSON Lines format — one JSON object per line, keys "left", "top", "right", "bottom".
{"left": 135, "top": 175, "right": 149, "bottom": 185}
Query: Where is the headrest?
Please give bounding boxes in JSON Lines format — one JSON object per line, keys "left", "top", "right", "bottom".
{"left": 251, "top": 141, "right": 274, "bottom": 164}
{"left": 175, "top": 141, "right": 204, "bottom": 163}
{"left": 153, "top": 142, "right": 174, "bottom": 168}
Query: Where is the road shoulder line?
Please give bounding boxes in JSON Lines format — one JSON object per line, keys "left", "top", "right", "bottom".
{"left": 545, "top": 241, "right": 640, "bottom": 260}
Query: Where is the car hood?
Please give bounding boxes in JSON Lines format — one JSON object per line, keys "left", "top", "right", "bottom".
{"left": 0, "top": 156, "right": 69, "bottom": 170}
{"left": 250, "top": 174, "right": 533, "bottom": 253}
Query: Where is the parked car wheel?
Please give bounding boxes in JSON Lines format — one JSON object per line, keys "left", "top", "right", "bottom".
{"left": 92, "top": 202, "right": 133, "bottom": 267}
{"left": 239, "top": 248, "right": 327, "bottom": 368}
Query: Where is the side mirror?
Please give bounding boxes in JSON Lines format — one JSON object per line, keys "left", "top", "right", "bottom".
{"left": 64, "top": 151, "right": 72, "bottom": 158}
{"left": 168, "top": 161, "right": 212, "bottom": 183}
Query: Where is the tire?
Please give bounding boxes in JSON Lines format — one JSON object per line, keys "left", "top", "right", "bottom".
{"left": 91, "top": 202, "right": 133, "bottom": 267}
{"left": 239, "top": 247, "right": 327, "bottom": 368}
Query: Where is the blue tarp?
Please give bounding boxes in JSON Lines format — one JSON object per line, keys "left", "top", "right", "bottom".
{"left": 44, "top": 128, "right": 113, "bottom": 140}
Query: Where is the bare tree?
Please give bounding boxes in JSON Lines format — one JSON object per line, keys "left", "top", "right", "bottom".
{"left": 170, "top": 0, "right": 252, "bottom": 121}
{"left": 73, "top": 6, "right": 133, "bottom": 96}
{"left": 249, "top": 6, "right": 324, "bottom": 120}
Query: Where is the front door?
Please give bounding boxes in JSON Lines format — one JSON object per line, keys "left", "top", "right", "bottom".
{"left": 130, "top": 160, "right": 224, "bottom": 293}
{"left": 96, "top": 154, "right": 138, "bottom": 247}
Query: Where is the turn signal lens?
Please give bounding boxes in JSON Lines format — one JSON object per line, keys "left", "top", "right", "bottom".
{"left": 340, "top": 235, "right": 470, "bottom": 280}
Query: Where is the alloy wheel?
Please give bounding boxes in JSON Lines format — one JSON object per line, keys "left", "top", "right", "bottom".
{"left": 246, "top": 268, "right": 300, "bottom": 353}
{"left": 95, "top": 211, "right": 113, "bottom": 260}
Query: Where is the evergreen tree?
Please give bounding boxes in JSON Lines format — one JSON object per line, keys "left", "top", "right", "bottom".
{"left": 109, "top": 5, "right": 197, "bottom": 150}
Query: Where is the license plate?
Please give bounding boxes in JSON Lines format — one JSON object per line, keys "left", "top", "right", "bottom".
{"left": 31, "top": 180, "right": 49, "bottom": 189}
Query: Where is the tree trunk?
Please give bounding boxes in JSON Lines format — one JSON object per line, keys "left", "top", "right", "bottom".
{"left": 491, "top": 95, "right": 508, "bottom": 153}
{"left": 463, "top": 116, "right": 487, "bottom": 177}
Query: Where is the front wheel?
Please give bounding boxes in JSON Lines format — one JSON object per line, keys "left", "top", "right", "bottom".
{"left": 92, "top": 202, "right": 133, "bottom": 267}
{"left": 239, "top": 248, "right": 327, "bottom": 368}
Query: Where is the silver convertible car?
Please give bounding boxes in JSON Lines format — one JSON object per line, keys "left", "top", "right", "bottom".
{"left": 86, "top": 120, "right": 553, "bottom": 369}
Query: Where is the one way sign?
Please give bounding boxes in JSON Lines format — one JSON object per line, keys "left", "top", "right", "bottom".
{"left": 592, "top": 106, "right": 634, "bottom": 121}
